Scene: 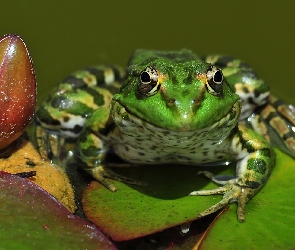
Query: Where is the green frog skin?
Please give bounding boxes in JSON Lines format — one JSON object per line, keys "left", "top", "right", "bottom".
{"left": 36, "top": 50, "right": 295, "bottom": 222}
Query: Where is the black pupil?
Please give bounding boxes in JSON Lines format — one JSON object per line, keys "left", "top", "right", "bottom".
{"left": 213, "top": 70, "right": 223, "bottom": 83}
{"left": 140, "top": 71, "right": 151, "bottom": 83}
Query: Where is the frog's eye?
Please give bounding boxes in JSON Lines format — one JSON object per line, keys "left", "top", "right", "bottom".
{"left": 205, "top": 65, "right": 224, "bottom": 97}
{"left": 137, "top": 66, "right": 160, "bottom": 97}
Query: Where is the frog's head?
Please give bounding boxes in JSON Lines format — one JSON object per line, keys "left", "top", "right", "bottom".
{"left": 112, "top": 49, "right": 241, "bottom": 132}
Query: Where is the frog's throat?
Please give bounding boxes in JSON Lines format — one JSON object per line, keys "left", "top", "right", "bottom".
{"left": 111, "top": 100, "right": 241, "bottom": 136}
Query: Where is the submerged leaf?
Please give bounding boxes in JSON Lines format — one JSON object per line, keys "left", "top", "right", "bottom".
{"left": 0, "top": 171, "right": 116, "bottom": 249}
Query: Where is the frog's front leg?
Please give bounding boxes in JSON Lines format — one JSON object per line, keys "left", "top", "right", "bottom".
{"left": 190, "top": 125, "right": 275, "bottom": 222}
{"left": 76, "top": 107, "right": 148, "bottom": 192}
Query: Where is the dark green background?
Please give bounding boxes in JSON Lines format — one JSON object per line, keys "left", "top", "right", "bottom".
{"left": 1, "top": 1, "right": 294, "bottom": 104}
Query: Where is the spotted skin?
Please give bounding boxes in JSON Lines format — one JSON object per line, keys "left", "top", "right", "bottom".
{"left": 36, "top": 50, "right": 295, "bottom": 222}
{"left": 36, "top": 66, "right": 124, "bottom": 156}
{"left": 78, "top": 100, "right": 240, "bottom": 166}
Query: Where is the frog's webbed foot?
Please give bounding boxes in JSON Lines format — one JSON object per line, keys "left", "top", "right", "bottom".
{"left": 250, "top": 94, "right": 295, "bottom": 157}
{"left": 189, "top": 171, "right": 252, "bottom": 222}
{"left": 87, "top": 165, "right": 149, "bottom": 192}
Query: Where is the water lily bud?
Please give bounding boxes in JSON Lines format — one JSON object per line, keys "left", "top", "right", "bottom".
{"left": 0, "top": 34, "right": 36, "bottom": 150}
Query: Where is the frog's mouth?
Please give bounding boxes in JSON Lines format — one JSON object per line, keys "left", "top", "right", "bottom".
{"left": 111, "top": 100, "right": 241, "bottom": 137}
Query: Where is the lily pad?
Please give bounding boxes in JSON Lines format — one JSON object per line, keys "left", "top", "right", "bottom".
{"left": 0, "top": 171, "right": 116, "bottom": 250}
{"left": 82, "top": 164, "right": 233, "bottom": 241}
{"left": 196, "top": 149, "right": 295, "bottom": 249}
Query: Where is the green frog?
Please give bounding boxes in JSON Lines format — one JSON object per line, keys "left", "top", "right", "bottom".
{"left": 36, "top": 49, "right": 295, "bottom": 222}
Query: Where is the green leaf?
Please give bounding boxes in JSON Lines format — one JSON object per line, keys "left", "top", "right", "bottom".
{"left": 197, "top": 149, "right": 295, "bottom": 249}
{"left": 82, "top": 164, "right": 233, "bottom": 241}
{"left": 0, "top": 171, "right": 116, "bottom": 250}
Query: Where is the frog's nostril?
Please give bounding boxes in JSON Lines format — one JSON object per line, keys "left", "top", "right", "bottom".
{"left": 167, "top": 98, "right": 176, "bottom": 106}
{"left": 193, "top": 99, "right": 201, "bottom": 105}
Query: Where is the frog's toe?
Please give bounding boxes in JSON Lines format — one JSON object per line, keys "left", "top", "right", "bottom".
{"left": 197, "top": 170, "right": 235, "bottom": 185}
{"left": 36, "top": 125, "right": 65, "bottom": 161}
{"left": 90, "top": 165, "right": 148, "bottom": 192}
{"left": 189, "top": 179, "right": 248, "bottom": 222}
